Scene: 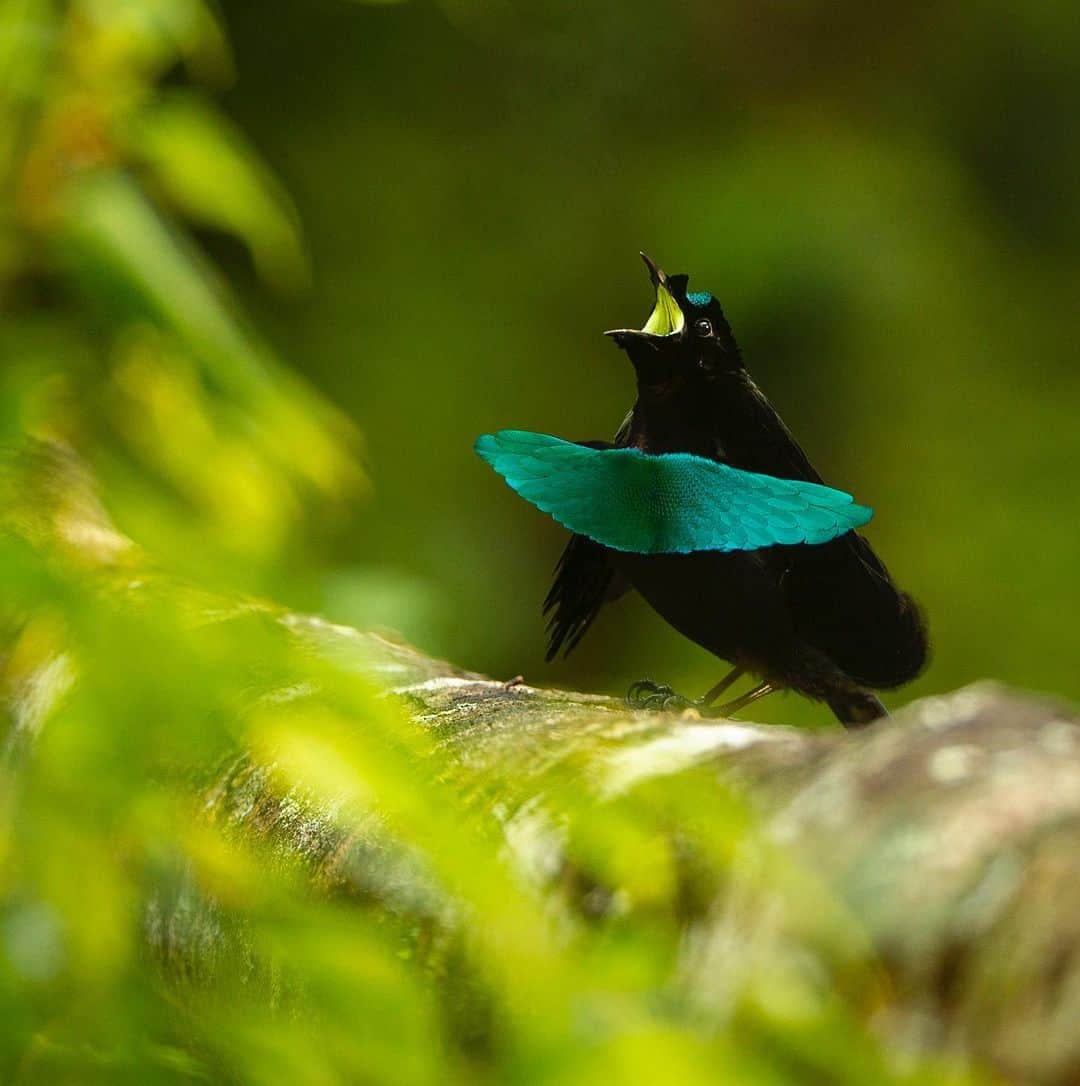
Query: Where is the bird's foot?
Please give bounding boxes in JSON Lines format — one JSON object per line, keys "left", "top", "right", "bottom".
{"left": 626, "top": 679, "right": 697, "bottom": 713}
{"left": 626, "top": 678, "right": 672, "bottom": 708}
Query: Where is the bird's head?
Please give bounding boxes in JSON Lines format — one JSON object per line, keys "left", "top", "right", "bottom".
{"left": 605, "top": 253, "right": 741, "bottom": 392}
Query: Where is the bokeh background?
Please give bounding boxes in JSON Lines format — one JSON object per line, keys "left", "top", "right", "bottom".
{"left": 1, "top": 2, "right": 1077, "bottom": 1082}
{"left": 214, "top": 0, "right": 1078, "bottom": 722}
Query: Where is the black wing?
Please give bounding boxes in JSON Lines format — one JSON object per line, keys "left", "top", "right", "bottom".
{"left": 726, "top": 374, "right": 929, "bottom": 688}
{"left": 542, "top": 416, "right": 634, "bottom": 661}
{"left": 543, "top": 533, "right": 630, "bottom": 660}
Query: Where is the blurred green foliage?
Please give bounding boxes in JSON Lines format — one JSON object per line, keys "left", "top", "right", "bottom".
{"left": 0, "top": 0, "right": 362, "bottom": 593}
{"left": 0, "top": 0, "right": 1062, "bottom": 1081}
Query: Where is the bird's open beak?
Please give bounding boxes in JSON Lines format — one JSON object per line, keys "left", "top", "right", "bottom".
{"left": 605, "top": 252, "right": 685, "bottom": 347}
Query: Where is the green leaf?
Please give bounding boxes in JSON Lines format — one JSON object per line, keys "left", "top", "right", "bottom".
{"left": 58, "top": 169, "right": 362, "bottom": 501}
{"left": 131, "top": 95, "right": 309, "bottom": 291}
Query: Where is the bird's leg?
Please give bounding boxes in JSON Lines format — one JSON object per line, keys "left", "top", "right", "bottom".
{"left": 706, "top": 680, "right": 778, "bottom": 719}
{"left": 698, "top": 667, "right": 745, "bottom": 707}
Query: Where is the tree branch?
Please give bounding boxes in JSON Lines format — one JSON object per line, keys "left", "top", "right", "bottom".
{"left": 200, "top": 614, "right": 1080, "bottom": 1085}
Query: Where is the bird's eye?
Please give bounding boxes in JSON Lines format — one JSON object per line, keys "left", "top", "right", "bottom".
{"left": 693, "top": 318, "right": 713, "bottom": 338}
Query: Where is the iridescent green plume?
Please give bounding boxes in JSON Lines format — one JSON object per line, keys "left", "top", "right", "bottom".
{"left": 476, "top": 431, "right": 872, "bottom": 555}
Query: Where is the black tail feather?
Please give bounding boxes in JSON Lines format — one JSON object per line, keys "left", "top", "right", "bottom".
{"left": 826, "top": 689, "right": 888, "bottom": 727}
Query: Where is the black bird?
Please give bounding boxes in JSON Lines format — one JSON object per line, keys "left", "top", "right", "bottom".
{"left": 478, "top": 254, "right": 928, "bottom": 726}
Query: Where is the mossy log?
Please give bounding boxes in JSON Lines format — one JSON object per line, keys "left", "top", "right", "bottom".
{"left": 195, "top": 614, "right": 1080, "bottom": 1086}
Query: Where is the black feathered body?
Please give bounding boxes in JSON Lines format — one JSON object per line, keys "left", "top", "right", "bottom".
{"left": 545, "top": 368, "right": 928, "bottom": 723}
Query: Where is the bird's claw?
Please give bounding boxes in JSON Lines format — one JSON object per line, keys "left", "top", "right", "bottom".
{"left": 626, "top": 680, "right": 696, "bottom": 713}
{"left": 626, "top": 679, "right": 672, "bottom": 708}
{"left": 660, "top": 693, "right": 696, "bottom": 712}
